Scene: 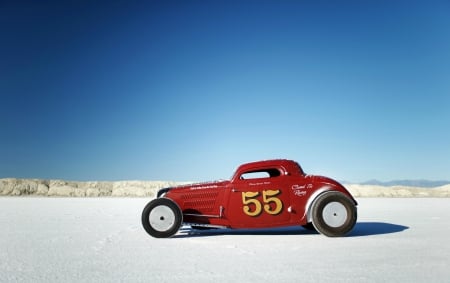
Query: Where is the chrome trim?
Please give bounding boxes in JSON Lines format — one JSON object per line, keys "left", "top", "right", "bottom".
{"left": 183, "top": 223, "right": 227, "bottom": 229}
{"left": 183, "top": 212, "right": 221, "bottom": 218}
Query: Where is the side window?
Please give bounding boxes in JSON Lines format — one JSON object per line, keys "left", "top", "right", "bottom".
{"left": 241, "top": 171, "right": 270, "bottom": 179}
{"left": 240, "top": 168, "right": 281, "bottom": 180}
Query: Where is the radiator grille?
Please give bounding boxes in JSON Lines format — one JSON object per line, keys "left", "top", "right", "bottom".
{"left": 181, "top": 191, "right": 219, "bottom": 212}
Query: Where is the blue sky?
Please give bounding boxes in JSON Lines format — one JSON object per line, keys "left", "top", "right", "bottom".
{"left": 1, "top": 0, "right": 449, "bottom": 182}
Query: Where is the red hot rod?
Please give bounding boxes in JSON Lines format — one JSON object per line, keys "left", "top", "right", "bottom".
{"left": 141, "top": 159, "right": 357, "bottom": 238}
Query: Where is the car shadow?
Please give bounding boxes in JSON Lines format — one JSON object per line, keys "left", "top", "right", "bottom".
{"left": 174, "top": 226, "right": 314, "bottom": 238}
{"left": 349, "top": 222, "right": 409, "bottom": 237}
{"left": 173, "top": 222, "right": 409, "bottom": 238}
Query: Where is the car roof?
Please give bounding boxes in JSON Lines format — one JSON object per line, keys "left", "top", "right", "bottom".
{"left": 239, "top": 159, "right": 294, "bottom": 167}
{"left": 236, "top": 159, "right": 301, "bottom": 172}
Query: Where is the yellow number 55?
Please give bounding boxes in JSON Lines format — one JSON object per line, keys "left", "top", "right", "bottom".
{"left": 262, "top": 189, "right": 283, "bottom": 215}
{"left": 242, "top": 189, "right": 283, "bottom": 217}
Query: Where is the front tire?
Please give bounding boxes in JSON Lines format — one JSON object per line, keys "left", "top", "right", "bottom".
{"left": 311, "top": 192, "right": 357, "bottom": 237}
{"left": 142, "top": 198, "right": 183, "bottom": 238}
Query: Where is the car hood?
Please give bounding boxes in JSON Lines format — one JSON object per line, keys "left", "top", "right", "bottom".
{"left": 157, "top": 180, "right": 230, "bottom": 197}
{"left": 176, "top": 180, "right": 230, "bottom": 190}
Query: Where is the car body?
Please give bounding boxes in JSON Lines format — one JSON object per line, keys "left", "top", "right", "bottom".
{"left": 142, "top": 159, "right": 357, "bottom": 238}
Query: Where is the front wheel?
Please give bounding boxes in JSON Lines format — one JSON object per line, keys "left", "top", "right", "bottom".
{"left": 141, "top": 198, "right": 183, "bottom": 238}
{"left": 311, "top": 192, "right": 357, "bottom": 237}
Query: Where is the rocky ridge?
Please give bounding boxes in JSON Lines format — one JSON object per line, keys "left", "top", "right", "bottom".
{"left": 0, "top": 178, "right": 188, "bottom": 197}
{"left": 1, "top": 178, "right": 449, "bottom": 197}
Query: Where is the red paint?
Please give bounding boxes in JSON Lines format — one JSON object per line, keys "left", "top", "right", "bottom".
{"left": 161, "top": 159, "right": 357, "bottom": 229}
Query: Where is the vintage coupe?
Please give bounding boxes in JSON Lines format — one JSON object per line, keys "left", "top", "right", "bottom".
{"left": 141, "top": 159, "right": 357, "bottom": 238}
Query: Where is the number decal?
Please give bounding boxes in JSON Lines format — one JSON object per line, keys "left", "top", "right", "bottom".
{"left": 241, "top": 189, "right": 283, "bottom": 217}
{"left": 242, "top": 191, "right": 262, "bottom": 216}
{"left": 262, "top": 190, "right": 283, "bottom": 215}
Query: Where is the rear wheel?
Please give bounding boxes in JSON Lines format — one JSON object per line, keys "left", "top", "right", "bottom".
{"left": 311, "top": 192, "right": 357, "bottom": 237}
{"left": 141, "top": 198, "right": 183, "bottom": 238}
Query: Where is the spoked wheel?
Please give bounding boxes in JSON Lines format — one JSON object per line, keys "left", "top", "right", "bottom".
{"left": 311, "top": 192, "right": 357, "bottom": 237}
{"left": 141, "top": 198, "right": 183, "bottom": 238}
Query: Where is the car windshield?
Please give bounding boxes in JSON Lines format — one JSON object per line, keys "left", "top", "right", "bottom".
{"left": 295, "top": 162, "right": 305, "bottom": 175}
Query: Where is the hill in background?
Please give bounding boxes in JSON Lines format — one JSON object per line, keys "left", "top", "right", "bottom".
{"left": 358, "top": 179, "right": 450, "bottom": 188}
{"left": 1, "top": 178, "right": 450, "bottom": 197}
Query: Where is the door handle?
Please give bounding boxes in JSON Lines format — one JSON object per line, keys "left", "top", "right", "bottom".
{"left": 231, "top": 188, "right": 241, "bottom": 193}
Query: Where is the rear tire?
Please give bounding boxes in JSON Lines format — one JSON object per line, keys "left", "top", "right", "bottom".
{"left": 142, "top": 198, "right": 183, "bottom": 238}
{"left": 311, "top": 192, "right": 357, "bottom": 237}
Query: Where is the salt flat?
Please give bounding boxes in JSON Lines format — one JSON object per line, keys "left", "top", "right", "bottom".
{"left": 1, "top": 198, "right": 449, "bottom": 283}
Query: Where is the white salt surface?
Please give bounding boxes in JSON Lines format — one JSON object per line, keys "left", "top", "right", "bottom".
{"left": 1, "top": 198, "right": 449, "bottom": 283}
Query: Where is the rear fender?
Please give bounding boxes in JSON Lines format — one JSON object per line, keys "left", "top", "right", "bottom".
{"left": 304, "top": 187, "right": 332, "bottom": 223}
{"left": 305, "top": 189, "right": 357, "bottom": 223}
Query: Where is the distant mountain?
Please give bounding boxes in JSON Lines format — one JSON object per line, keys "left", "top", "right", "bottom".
{"left": 359, "top": 179, "right": 450, "bottom": 188}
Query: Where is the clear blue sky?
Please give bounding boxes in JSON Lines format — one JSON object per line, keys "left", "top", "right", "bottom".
{"left": 1, "top": 0, "right": 449, "bottom": 182}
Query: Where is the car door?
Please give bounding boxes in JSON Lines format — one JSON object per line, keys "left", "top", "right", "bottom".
{"left": 226, "top": 168, "right": 291, "bottom": 228}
